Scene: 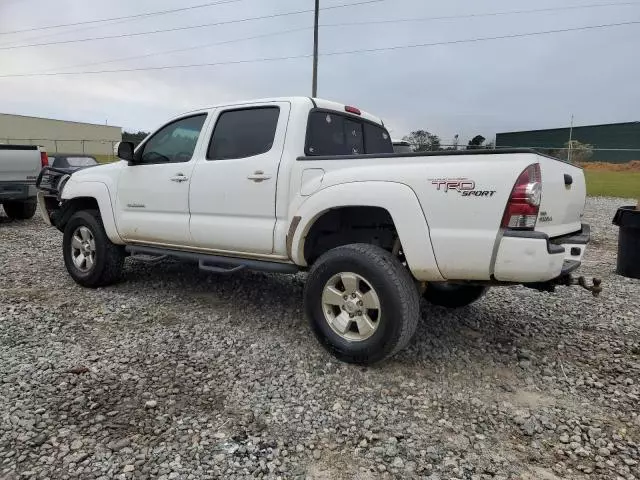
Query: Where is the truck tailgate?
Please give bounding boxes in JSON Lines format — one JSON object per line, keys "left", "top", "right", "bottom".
{"left": 0, "top": 145, "right": 41, "bottom": 182}
{"left": 535, "top": 158, "right": 586, "bottom": 238}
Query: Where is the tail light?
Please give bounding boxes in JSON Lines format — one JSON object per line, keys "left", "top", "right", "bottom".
{"left": 501, "top": 163, "right": 542, "bottom": 230}
{"left": 40, "top": 151, "right": 49, "bottom": 168}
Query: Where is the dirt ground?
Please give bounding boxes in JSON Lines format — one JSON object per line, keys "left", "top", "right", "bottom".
{"left": 1, "top": 197, "right": 639, "bottom": 479}
{"left": 578, "top": 160, "right": 640, "bottom": 172}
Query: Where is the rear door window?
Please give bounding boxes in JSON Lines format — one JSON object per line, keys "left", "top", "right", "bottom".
{"left": 306, "top": 110, "right": 391, "bottom": 156}
{"left": 208, "top": 107, "right": 280, "bottom": 160}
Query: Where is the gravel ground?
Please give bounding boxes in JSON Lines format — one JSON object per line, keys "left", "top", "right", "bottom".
{"left": 1, "top": 197, "right": 639, "bottom": 480}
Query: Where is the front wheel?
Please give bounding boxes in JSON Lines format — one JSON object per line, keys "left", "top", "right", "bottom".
{"left": 304, "top": 244, "right": 420, "bottom": 365}
{"left": 3, "top": 200, "right": 37, "bottom": 220}
{"left": 63, "top": 210, "right": 125, "bottom": 288}
{"left": 422, "top": 283, "right": 488, "bottom": 308}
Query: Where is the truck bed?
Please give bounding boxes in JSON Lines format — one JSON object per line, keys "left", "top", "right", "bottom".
{"left": 294, "top": 148, "right": 586, "bottom": 281}
{"left": 0, "top": 145, "right": 43, "bottom": 202}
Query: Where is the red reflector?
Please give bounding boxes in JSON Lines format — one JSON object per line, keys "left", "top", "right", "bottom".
{"left": 40, "top": 151, "right": 48, "bottom": 168}
{"left": 345, "top": 105, "right": 361, "bottom": 115}
{"left": 501, "top": 163, "right": 542, "bottom": 230}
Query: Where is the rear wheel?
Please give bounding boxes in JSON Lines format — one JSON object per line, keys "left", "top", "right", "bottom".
{"left": 422, "top": 283, "right": 488, "bottom": 308}
{"left": 304, "top": 244, "right": 419, "bottom": 364}
{"left": 3, "top": 200, "right": 37, "bottom": 220}
{"left": 63, "top": 210, "right": 125, "bottom": 288}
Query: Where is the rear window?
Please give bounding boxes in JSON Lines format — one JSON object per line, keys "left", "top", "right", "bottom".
{"left": 305, "top": 110, "right": 392, "bottom": 156}
{"left": 365, "top": 123, "right": 393, "bottom": 154}
{"left": 66, "top": 157, "right": 97, "bottom": 167}
{"left": 344, "top": 119, "right": 364, "bottom": 155}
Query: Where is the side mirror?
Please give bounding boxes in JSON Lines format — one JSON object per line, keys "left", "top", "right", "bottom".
{"left": 116, "top": 141, "right": 135, "bottom": 162}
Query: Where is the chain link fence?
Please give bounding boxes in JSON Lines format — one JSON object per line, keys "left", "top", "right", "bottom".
{"left": 402, "top": 143, "right": 640, "bottom": 163}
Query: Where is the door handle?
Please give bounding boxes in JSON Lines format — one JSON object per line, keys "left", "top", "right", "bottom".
{"left": 170, "top": 174, "right": 189, "bottom": 183}
{"left": 247, "top": 170, "right": 272, "bottom": 182}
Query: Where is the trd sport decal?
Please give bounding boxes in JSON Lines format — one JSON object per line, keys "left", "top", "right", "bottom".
{"left": 429, "top": 178, "right": 496, "bottom": 197}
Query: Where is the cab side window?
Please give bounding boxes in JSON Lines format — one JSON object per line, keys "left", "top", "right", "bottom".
{"left": 140, "top": 114, "right": 207, "bottom": 164}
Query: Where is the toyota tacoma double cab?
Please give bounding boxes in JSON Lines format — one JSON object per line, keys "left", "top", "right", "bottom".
{"left": 37, "top": 97, "right": 598, "bottom": 364}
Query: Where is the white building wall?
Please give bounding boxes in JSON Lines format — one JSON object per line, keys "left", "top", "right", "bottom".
{"left": 0, "top": 113, "right": 122, "bottom": 156}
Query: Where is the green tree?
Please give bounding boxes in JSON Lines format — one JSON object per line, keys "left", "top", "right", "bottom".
{"left": 402, "top": 130, "right": 442, "bottom": 152}
{"left": 467, "top": 135, "right": 486, "bottom": 150}
{"left": 549, "top": 140, "right": 594, "bottom": 163}
{"left": 122, "top": 131, "right": 150, "bottom": 147}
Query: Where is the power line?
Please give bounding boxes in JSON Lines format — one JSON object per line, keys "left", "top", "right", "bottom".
{"left": 0, "top": 0, "right": 383, "bottom": 51}
{"left": 0, "top": 8, "right": 230, "bottom": 49}
{"left": 0, "top": 0, "right": 370, "bottom": 47}
{"left": 323, "top": 1, "right": 640, "bottom": 28}
{"left": 91, "top": 0, "right": 640, "bottom": 72}
{"left": 0, "top": 0, "right": 246, "bottom": 36}
{"left": 42, "top": 27, "right": 312, "bottom": 73}
{"left": 0, "top": 10, "right": 195, "bottom": 49}
{"left": 0, "top": 17, "right": 155, "bottom": 48}
{"left": 2, "top": 0, "right": 635, "bottom": 50}
{"left": 7, "top": 0, "right": 636, "bottom": 73}
{"left": 1, "top": 20, "right": 637, "bottom": 79}
{"left": 326, "top": 20, "right": 640, "bottom": 56}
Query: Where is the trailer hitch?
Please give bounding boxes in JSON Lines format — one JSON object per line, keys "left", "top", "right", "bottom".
{"left": 557, "top": 275, "right": 603, "bottom": 297}
{"left": 525, "top": 275, "right": 603, "bottom": 297}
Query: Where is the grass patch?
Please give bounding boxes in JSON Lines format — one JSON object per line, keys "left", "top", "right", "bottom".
{"left": 585, "top": 170, "right": 640, "bottom": 199}
{"left": 94, "top": 154, "right": 118, "bottom": 164}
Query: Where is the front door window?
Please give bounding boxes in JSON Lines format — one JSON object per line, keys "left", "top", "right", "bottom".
{"left": 140, "top": 114, "right": 207, "bottom": 164}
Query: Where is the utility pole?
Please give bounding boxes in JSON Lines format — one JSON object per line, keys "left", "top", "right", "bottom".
{"left": 567, "top": 114, "right": 573, "bottom": 163}
{"left": 568, "top": 114, "right": 574, "bottom": 162}
{"left": 312, "top": 0, "right": 319, "bottom": 97}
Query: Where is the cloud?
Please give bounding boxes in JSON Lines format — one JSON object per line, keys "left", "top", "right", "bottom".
{"left": 0, "top": 0, "right": 638, "bottom": 139}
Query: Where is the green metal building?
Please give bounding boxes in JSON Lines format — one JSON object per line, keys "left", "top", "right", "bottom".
{"left": 496, "top": 121, "right": 640, "bottom": 163}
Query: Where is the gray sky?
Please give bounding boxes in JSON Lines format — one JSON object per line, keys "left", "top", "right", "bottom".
{"left": 0, "top": 0, "right": 638, "bottom": 143}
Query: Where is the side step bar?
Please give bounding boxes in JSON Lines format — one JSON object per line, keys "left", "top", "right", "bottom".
{"left": 126, "top": 245, "right": 299, "bottom": 275}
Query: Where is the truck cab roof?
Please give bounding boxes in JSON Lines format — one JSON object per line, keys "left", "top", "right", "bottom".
{"left": 184, "top": 97, "right": 385, "bottom": 127}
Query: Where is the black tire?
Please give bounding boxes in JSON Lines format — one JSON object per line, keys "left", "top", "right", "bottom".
{"left": 3, "top": 200, "right": 37, "bottom": 220}
{"left": 304, "top": 244, "right": 420, "bottom": 365}
{"left": 422, "top": 283, "right": 488, "bottom": 308}
{"left": 63, "top": 209, "right": 125, "bottom": 288}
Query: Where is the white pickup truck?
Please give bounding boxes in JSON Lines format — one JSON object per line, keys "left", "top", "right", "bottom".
{"left": 37, "top": 97, "right": 599, "bottom": 364}
{"left": 1, "top": 144, "right": 48, "bottom": 219}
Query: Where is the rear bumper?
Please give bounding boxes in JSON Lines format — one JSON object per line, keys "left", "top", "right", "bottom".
{"left": 493, "top": 224, "right": 589, "bottom": 282}
{"left": 0, "top": 182, "right": 36, "bottom": 201}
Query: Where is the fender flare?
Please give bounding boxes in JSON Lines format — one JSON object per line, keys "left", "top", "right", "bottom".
{"left": 61, "top": 180, "right": 124, "bottom": 245}
{"left": 290, "top": 181, "right": 444, "bottom": 281}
